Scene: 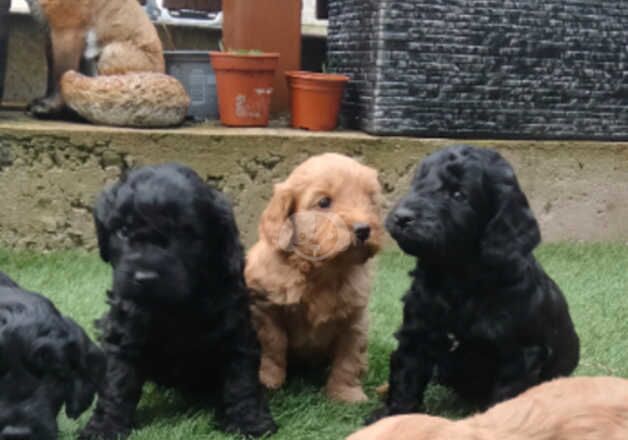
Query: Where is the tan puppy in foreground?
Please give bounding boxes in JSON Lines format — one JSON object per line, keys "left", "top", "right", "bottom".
{"left": 246, "top": 153, "right": 383, "bottom": 402}
{"left": 349, "top": 376, "right": 628, "bottom": 440}
{"left": 27, "top": 0, "right": 189, "bottom": 127}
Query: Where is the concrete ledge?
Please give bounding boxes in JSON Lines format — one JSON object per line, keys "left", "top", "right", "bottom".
{"left": 0, "top": 112, "right": 627, "bottom": 250}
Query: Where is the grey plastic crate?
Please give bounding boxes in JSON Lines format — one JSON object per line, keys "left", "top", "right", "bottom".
{"left": 164, "top": 50, "right": 219, "bottom": 121}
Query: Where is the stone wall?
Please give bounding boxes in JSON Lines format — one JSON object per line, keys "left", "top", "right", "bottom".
{"left": 328, "top": 0, "right": 628, "bottom": 139}
{"left": 0, "top": 115, "right": 626, "bottom": 251}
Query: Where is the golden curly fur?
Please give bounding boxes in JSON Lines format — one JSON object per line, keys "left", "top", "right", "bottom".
{"left": 245, "top": 153, "right": 383, "bottom": 402}
{"left": 348, "top": 376, "right": 628, "bottom": 439}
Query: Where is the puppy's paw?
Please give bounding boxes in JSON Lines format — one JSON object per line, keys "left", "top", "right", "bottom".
{"left": 375, "top": 382, "right": 389, "bottom": 398}
{"left": 78, "top": 422, "right": 131, "bottom": 440}
{"left": 326, "top": 384, "right": 368, "bottom": 403}
{"left": 223, "top": 411, "right": 278, "bottom": 438}
{"left": 259, "top": 360, "right": 286, "bottom": 390}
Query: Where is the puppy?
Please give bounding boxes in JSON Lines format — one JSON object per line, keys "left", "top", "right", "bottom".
{"left": 368, "top": 145, "right": 579, "bottom": 421}
{"left": 80, "top": 164, "right": 276, "bottom": 439}
{"left": 0, "top": 271, "right": 105, "bottom": 440}
{"left": 246, "top": 153, "right": 383, "bottom": 402}
{"left": 350, "top": 376, "right": 628, "bottom": 439}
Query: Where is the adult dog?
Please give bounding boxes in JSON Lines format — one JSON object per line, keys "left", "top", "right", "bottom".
{"left": 351, "top": 376, "right": 628, "bottom": 439}
{"left": 80, "top": 164, "right": 276, "bottom": 439}
{"left": 25, "top": 0, "right": 189, "bottom": 127}
{"left": 368, "top": 145, "right": 579, "bottom": 421}
{"left": 246, "top": 153, "right": 383, "bottom": 402}
{"left": 0, "top": 271, "right": 105, "bottom": 440}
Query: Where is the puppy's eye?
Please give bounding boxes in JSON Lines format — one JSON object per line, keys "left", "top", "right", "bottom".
{"left": 317, "top": 197, "right": 332, "bottom": 209}
{"left": 451, "top": 190, "right": 466, "bottom": 201}
{"left": 117, "top": 226, "right": 129, "bottom": 240}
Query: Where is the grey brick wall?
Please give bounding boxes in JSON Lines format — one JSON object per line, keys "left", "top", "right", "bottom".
{"left": 328, "top": 0, "right": 628, "bottom": 139}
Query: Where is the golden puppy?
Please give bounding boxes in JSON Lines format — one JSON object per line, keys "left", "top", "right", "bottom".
{"left": 348, "top": 376, "right": 628, "bottom": 439}
{"left": 245, "top": 153, "right": 382, "bottom": 402}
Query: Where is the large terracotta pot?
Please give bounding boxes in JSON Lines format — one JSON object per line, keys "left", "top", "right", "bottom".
{"left": 222, "top": 0, "right": 301, "bottom": 113}
{"left": 210, "top": 51, "right": 279, "bottom": 127}
{"left": 285, "top": 71, "right": 349, "bottom": 131}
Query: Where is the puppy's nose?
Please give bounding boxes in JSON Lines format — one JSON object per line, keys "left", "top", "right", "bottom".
{"left": 133, "top": 270, "right": 159, "bottom": 283}
{"left": 1, "top": 426, "right": 32, "bottom": 440}
{"left": 393, "top": 207, "right": 414, "bottom": 228}
{"left": 353, "top": 223, "right": 371, "bottom": 242}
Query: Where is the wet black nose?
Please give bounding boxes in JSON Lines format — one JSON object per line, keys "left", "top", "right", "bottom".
{"left": 353, "top": 223, "right": 371, "bottom": 242}
{"left": 133, "top": 270, "right": 160, "bottom": 284}
{"left": 392, "top": 207, "right": 414, "bottom": 228}
{"left": 1, "top": 426, "right": 32, "bottom": 440}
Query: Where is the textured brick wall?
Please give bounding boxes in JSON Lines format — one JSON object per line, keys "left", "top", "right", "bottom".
{"left": 328, "top": 0, "right": 628, "bottom": 139}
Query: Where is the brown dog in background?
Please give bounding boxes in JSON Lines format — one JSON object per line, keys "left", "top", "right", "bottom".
{"left": 26, "top": 0, "right": 189, "bottom": 127}
{"left": 348, "top": 376, "right": 628, "bottom": 439}
{"left": 245, "top": 153, "right": 383, "bottom": 402}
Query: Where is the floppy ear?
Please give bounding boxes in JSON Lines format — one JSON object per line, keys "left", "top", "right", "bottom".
{"left": 93, "top": 183, "right": 119, "bottom": 262}
{"left": 260, "top": 183, "right": 295, "bottom": 249}
{"left": 480, "top": 154, "right": 541, "bottom": 262}
{"left": 200, "top": 185, "right": 246, "bottom": 285}
{"left": 63, "top": 318, "right": 106, "bottom": 419}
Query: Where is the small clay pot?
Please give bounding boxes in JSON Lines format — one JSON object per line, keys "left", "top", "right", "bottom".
{"left": 285, "top": 71, "right": 349, "bottom": 131}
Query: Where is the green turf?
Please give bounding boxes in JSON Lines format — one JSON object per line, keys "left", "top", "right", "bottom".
{"left": 0, "top": 243, "right": 626, "bottom": 439}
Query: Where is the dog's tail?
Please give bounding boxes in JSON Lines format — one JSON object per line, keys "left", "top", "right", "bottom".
{"left": 60, "top": 70, "right": 190, "bottom": 128}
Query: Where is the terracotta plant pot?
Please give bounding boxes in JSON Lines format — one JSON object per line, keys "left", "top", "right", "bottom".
{"left": 209, "top": 51, "right": 279, "bottom": 127}
{"left": 285, "top": 71, "right": 349, "bottom": 131}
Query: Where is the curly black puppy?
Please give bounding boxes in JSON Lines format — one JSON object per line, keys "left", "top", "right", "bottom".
{"left": 368, "top": 145, "right": 579, "bottom": 422}
{"left": 80, "top": 164, "right": 276, "bottom": 439}
{"left": 0, "top": 271, "right": 105, "bottom": 440}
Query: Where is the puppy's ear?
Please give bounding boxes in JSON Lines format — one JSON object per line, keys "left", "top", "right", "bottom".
{"left": 63, "top": 318, "right": 106, "bottom": 419}
{"left": 260, "top": 183, "right": 295, "bottom": 249}
{"left": 480, "top": 153, "right": 541, "bottom": 261}
{"left": 200, "top": 186, "right": 246, "bottom": 284}
{"left": 93, "top": 184, "right": 119, "bottom": 262}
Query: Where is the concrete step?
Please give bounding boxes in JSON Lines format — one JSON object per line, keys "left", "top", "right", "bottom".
{"left": 0, "top": 111, "right": 626, "bottom": 250}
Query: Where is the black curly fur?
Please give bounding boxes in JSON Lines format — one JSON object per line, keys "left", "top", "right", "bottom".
{"left": 368, "top": 145, "right": 579, "bottom": 423}
{"left": 0, "top": 271, "right": 105, "bottom": 440}
{"left": 80, "top": 164, "right": 276, "bottom": 439}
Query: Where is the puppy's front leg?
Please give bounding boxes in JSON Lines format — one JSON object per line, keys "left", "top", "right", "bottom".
{"left": 79, "top": 355, "right": 144, "bottom": 440}
{"left": 489, "top": 345, "right": 549, "bottom": 406}
{"left": 366, "top": 294, "right": 434, "bottom": 424}
{"left": 220, "top": 312, "right": 277, "bottom": 438}
{"left": 252, "top": 304, "right": 288, "bottom": 390}
{"left": 326, "top": 309, "right": 368, "bottom": 402}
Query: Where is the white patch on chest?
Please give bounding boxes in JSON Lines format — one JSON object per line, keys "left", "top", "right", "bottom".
{"left": 25, "top": 0, "right": 47, "bottom": 25}
{"left": 83, "top": 29, "right": 101, "bottom": 60}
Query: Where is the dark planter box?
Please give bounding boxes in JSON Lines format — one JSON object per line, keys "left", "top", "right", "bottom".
{"left": 164, "top": 51, "right": 219, "bottom": 121}
{"left": 162, "top": 0, "right": 221, "bottom": 12}
{"left": 327, "top": 0, "right": 628, "bottom": 140}
{"left": 0, "top": 0, "right": 10, "bottom": 103}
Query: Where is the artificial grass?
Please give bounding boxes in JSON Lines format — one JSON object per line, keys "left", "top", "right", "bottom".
{"left": 0, "top": 243, "right": 626, "bottom": 439}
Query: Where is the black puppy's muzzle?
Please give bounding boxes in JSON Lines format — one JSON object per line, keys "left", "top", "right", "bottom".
{"left": 132, "top": 269, "right": 160, "bottom": 286}
{"left": 1, "top": 425, "right": 32, "bottom": 440}
{"left": 387, "top": 206, "right": 414, "bottom": 230}
{"left": 121, "top": 248, "right": 164, "bottom": 287}
{"left": 385, "top": 198, "right": 417, "bottom": 237}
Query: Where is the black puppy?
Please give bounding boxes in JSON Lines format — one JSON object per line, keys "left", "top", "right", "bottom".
{"left": 368, "top": 145, "right": 579, "bottom": 422}
{"left": 0, "top": 272, "right": 105, "bottom": 440}
{"left": 80, "top": 164, "right": 276, "bottom": 439}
